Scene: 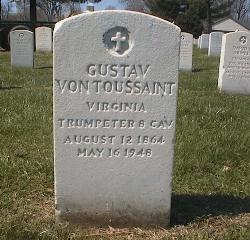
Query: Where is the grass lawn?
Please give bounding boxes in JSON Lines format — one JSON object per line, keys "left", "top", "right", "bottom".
{"left": 0, "top": 49, "right": 249, "bottom": 239}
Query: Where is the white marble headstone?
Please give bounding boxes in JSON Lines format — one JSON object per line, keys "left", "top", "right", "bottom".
{"left": 10, "top": 30, "right": 34, "bottom": 68}
{"left": 54, "top": 10, "right": 180, "bottom": 227}
{"left": 200, "top": 34, "right": 209, "bottom": 49}
{"left": 35, "top": 27, "right": 52, "bottom": 52}
{"left": 198, "top": 36, "right": 201, "bottom": 48}
{"left": 180, "top": 32, "right": 193, "bottom": 70}
{"left": 193, "top": 38, "right": 198, "bottom": 46}
{"left": 208, "top": 32, "right": 223, "bottom": 56}
{"left": 218, "top": 31, "right": 250, "bottom": 95}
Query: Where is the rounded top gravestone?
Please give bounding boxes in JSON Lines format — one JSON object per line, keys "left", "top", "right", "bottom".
{"left": 53, "top": 10, "right": 180, "bottom": 227}
{"left": 218, "top": 31, "right": 250, "bottom": 95}
{"left": 179, "top": 32, "right": 193, "bottom": 71}
{"left": 10, "top": 30, "right": 34, "bottom": 68}
{"left": 35, "top": 27, "right": 52, "bottom": 52}
{"left": 200, "top": 33, "right": 209, "bottom": 49}
{"left": 208, "top": 32, "right": 223, "bottom": 56}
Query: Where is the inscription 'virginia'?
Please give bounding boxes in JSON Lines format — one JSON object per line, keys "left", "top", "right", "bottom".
{"left": 86, "top": 102, "right": 146, "bottom": 112}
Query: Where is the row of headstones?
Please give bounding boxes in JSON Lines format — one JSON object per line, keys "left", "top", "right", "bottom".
{"left": 180, "top": 31, "right": 250, "bottom": 95}
{"left": 180, "top": 32, "right": 223, "bottom": 71}
{"left": 10, "top": 27, "right": 52, "bottom": 68}
{"left": 11, "top": 28, "right": 192, "bottom": 70}
{"left": 196, "top": 32, "right": 223, "bottom": 56}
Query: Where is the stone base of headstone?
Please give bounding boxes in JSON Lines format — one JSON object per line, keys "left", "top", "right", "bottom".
{"left": 55, "top": 210, "right": 170, "bottom": 227}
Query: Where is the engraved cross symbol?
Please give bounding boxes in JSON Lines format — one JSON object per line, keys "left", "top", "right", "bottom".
{"left": 240, "top": 36, "right": 247, "bottom": 45}
{"left": 111, "top": 32, "right": 126, "bottom": 52}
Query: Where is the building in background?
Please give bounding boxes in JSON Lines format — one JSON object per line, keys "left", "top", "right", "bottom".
{"left": 212, "top": 17, "right": 250, "bottom": 33}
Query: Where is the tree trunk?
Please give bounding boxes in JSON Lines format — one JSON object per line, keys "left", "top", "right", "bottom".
{"left": 206, "top": 0, "right": 212, "bottom": 33}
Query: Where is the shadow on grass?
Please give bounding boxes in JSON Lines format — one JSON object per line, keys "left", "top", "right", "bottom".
{"left": 0, "top": 86, "right": 22, "bottom": 91}
{"left": 171, "top": 194, "right": 250, "bottom": 226}
{"left": 192, "top": 68, "right": 205, "bottom": 73}
{"left": 35, "top": 66, "right": 53, "bottom": 69}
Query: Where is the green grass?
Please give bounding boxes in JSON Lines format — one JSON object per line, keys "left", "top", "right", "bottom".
{"left": 0, "top": 49, "right": 249, "bottom": 239}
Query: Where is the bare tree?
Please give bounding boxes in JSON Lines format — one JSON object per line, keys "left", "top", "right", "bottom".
{"left": 232, "top": 0, "right": 249, "bottom": 21}
{"left": 1, "top": 1, "right": 9, "bottom": 20}
{"left": 15, "top": 0, "right": 30, "bottom": 20}
{"left": 36, "top": 0, "right": 102, "bottom": 21}
{"left": 64, "top": 1, "right": 82, "bottom": 17}
{"left": 37, "top": 0, "right": 65, "bottom": 21}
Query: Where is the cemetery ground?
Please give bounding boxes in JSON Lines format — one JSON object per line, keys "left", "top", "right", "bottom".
{"left": 0, "top": 48, "right": 249, "bottom": 240}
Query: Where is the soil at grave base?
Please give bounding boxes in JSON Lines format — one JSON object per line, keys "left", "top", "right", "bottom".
{"left": 55, "top": 210, "right": 171, "bottom": 229}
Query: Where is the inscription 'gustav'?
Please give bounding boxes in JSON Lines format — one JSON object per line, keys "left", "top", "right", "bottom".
{"left": 87, "top": 64, "right": 150, "bottom": 79}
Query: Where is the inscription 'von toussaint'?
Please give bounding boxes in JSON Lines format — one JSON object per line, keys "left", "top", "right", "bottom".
{"left": 56, "top": 80, "right": 175, "bottom": 95}
{"left": 56, "top": 64, "right": 176, "bottom": 96}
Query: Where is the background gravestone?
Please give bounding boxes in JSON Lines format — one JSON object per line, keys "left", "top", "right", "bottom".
{"left": 35, "top": 27, "right": 52, "bottom": 52}
{"left": 193, "top": 38, "right": 198, "bottom": 46}
{"left": 10, "top": 30, "right": 34, "bottom": 68}
{"left": 218, "top": 31, "right": 250, "bottom": 95}
{"left": 0, "top": 28, "right": 5, "bottom": 50}
{"left": 208, "top": 32, "right": 223, "bottom": 56}
{"left": 180, "top": 32, "right": 193, "bottom": 71}
{"left": 200, "top": 34, "right": 209, "bottom": 49}
{"left": 54, "top": 11, "right": 180, "bottom": 227}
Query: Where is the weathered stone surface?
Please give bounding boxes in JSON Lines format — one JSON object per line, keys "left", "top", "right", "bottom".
{"left": 10, "top": 30, "right": 34, "bottom": 68}
{"left": 218, "top": 31, "right": 250, "bottom": 95}
{"left": 54, "top": 10, "right": 180, "bottom": 227}
{"left": 180, "top": 32, "right": 193, "bottom": 70}
{"left": 35, "top": 27, "right": 52, "bottom": 52}
{"left": 208, "top": 32, "right": 223, "bottom": 56}
{"left": 200, "top": 34, "right": 209, "bottom": 49}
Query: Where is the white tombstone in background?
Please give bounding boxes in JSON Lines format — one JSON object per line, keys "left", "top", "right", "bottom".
{"left": 193, "top": 38, "right": 198, "bottom": 46}
{"left": 218, "top": 31, "right": 250, "bottom": 95}
{"left": 10, "top": 30, "right": 34, "bottom": 68}
{"left": 200, "top": 34, "right": 209, "bottom": 49}
{"left": 208, "top": 32, "right": 223, "bottom": 56}
{"left": 35, "top": 27, "right": 52, "bottom": 52}
{"left": 180, "top": 32, "right": 193, "bottom": 70}
{"left": 199, "top": 36, "right": 201, "bottom": 48}
{"left": 54, "top": 11, "right": 180, "bottom": 227}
